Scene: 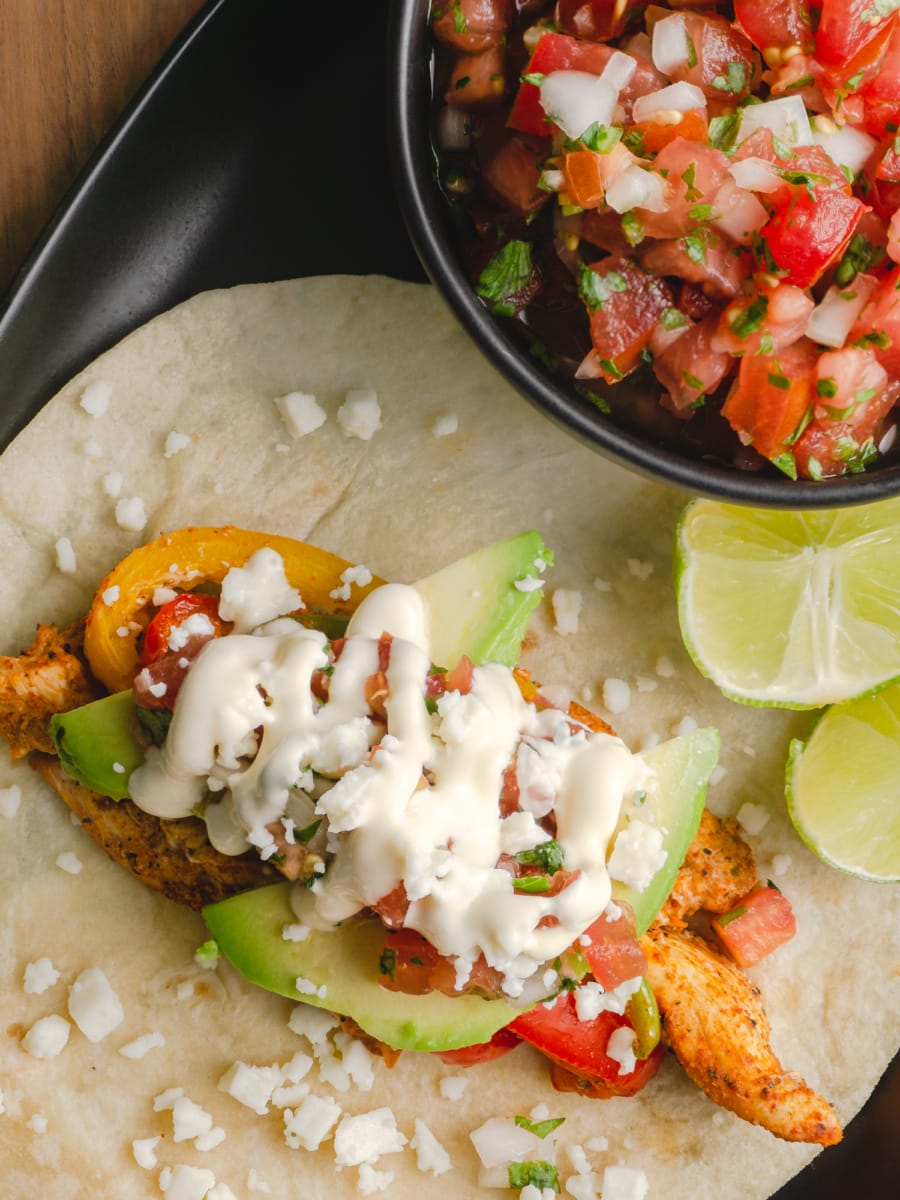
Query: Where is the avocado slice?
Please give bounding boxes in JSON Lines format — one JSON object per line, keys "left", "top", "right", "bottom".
{"left": 49, "top": 531, "right": 551, "bottom": 797}
{"left": 612, "top": 725, "right": 720, "bottom": 935}
{"left": 412, "top": 530, "right": 551, "bottom": 669}
{"left": 202, "top": 882, "right": 518, "bottom": 1052}
{"left": 49, "top": 690, "right": 143, "bottom": 800}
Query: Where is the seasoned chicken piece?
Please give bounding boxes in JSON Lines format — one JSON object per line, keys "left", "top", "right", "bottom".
{"left": 641, "top": 925, "right": 842, "bottom": 1146}
{"left": 658, "top": 807, "right": 758, "bottom": 928}
{"left": 30, "top": 753, "right": 276, "bottom": 909}
{"left": 0, "top": 623, "right": 99, "bottom": 758}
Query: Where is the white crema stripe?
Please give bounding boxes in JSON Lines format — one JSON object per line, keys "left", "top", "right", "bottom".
{"left": 127, "top": 554, "right": 650, "bottom": 997}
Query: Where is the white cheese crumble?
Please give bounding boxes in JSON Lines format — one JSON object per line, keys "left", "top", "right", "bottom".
{"left": 552, "top": 588, "right": 583, "bottom": 636}
{"left": 159, "top": 1164, "right": 216, "bottom": 1200}
{"left": 358, "top": 1165, "right": 394, "bottom": 1194}
{"left": 601, "top": 1164, "right": 649, "bottom": 1200}
{"left": 0, "top": 784, "right": 22, "bottom": 819}
{"left": 607, "top": 1025, "right": 638, "bottom": 1075}
{"left": 602, "top": 678, "right": 632, "bottom": 715}
{"left": 737, "top": 802, "right": 770, "bottom": 837}
{"left": 514, "top": 575, "right": 544, "bottom": 592}
{"left": 607, "top": 820, "right": 667, "bottom": 892}
{"left": 21, "top": 1014, "right": 70, "bottom": 1059}
{"left": 164, "top": 431, "right": 191, "bottom": 458}
{"left": 119, "top": 1032, "right": 166, "bottom": 1059}
{"left": 55, "top": 537, "right": 77, "bottom": 574}
{"left": 171, "top": 1096, "right": 214, "bottom": 1143}
{"left": 655, "top": 655, "right": 675, "bottom": 678}
{"left": 218, "top": 1061, "right": 282, "bottom": 1115}
{"left": 67, "top": 967, "right": 124, "bottom": 1042}
{"left": 247, "top": 1169, "right": 271, "bottom": 1193}
{"left": 411, "top": 1117, "right": 451, "bottom": 1176}
{"left": 195, "top": 1126, "right": 227, "bottom": 1152}
{"left": 432, "top": 412, "right": 458, "bottom": 438}
{"left": 102, "top": 585, "right": 121, "bottom": 606}
{"left": 337, "top": 388, "right": 382, "bottom": 440}
{"left": 133, "top": 1136, "right": 161, "bottom": 1168}
{"left": 153, "top": 586, "right": 178, "bottom": 606}
{"left": 80, "top": 379, "right": 113, "bottom": 416}
{"left": 55, "top": 851, "right": 83, "bottom": 874}
{"left": 771, "top": 853, "right": 793, "bottom": 877}
{"left": 168, "top": 612, "right": 215, "bottom": 652}
{"left": 27, "top": 1113, "right": 48, "bottom": 1134}
{"left": 218, "top": 548, "right": 302, "bottom": 632}
{"left": 574, "top": 976, "right": 642, "bottom": 1021}
{"left": 23, "top": 958, "right": 60, "bottom": 995}
{"left": 288, "top": 1003, "right": 340, "bottom": 1045}
{"left": 329, "top": 563, "right": 374, "bottom": 602}
{"left": 115, "top": 496, "right": 148, "bottom": 533}
{"left": 282, "top": 922, "right": 310, "bottom": 942}
{"left": 568, "top": 1143, "right": 593, "bottom": 1175}
{"left": 274, "top": 391, "right": 327, "bottom": 438}
{"left": 208, "top": 1186, "right": 238, "bottom": 1200}
{"left": 83, "top": 438, "right": 103, "bottom": 459}
{"left": 283, "top": 1094, "right": 342, "bottom": 1151}
{"left": 102, "top": 471, "right": 124, "bottom": 498}
{"left": 333, "top": 1108, "right": 408, "bottom": 1167}
{"left": 627, "top": 558, "right": 654, "bottom": 581}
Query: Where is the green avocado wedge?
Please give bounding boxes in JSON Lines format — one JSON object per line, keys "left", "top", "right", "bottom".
{"left": 48, "top": 530, "right": 551, "bottom": 798}
{"left": 611, "top": 725, "right": 720, "bottom": 935}
{"left": 202, "top": 883, "right": 518, "bottom": 1052}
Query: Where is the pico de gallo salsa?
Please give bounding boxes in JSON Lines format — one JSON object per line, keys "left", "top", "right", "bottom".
{"left": 431, "top": 0, "right": 900, "bottom": 480}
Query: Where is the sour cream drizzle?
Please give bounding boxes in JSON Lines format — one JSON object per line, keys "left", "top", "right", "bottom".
{"left": 128, "top": 550, "right": 652, "bottom": 997}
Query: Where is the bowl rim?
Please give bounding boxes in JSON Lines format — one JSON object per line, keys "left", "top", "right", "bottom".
{"left": 385, "top": 0, "right": 900, "bottom": 508}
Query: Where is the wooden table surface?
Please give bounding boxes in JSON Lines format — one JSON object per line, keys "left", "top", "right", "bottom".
{"left": 0, "top": 0, "right": 207, "bottom": 298}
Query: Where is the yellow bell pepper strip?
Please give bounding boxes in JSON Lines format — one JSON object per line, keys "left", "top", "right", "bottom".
{"left": 83, "top": 526, "right": 383, "bottom": 693}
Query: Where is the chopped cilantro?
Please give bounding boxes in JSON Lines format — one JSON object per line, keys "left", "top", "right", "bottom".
{"left": 688, "top": 203, "right": 713, "bottom": 222}
{"left": 683, "top": 232, "right": 706, "bottom": 264}
{"left": 834, "top": 232, "right": 883, "bottom": 286}
{"left": 136, "top": 705, "right": 172, "bottom": 746}
{"left": 599, "top": 357, "right": 623, "bottom": 379}
{"left": 194, "top": 939, "right": 219, "bottom": 966}
{"left": 711, "top": 61, "right": 748, "bottom": 95}
{"left": 771, "top": 133, "right": 795, "bottom": 160}
{"left": 454, "top": 76, "right": 471, "bottom": 90}
{"left": 772, "top": 452, "right": 798, "bottom": 480}
{"left": 621, "top": 211, "right": 645, "bottom": 247}
{"left": 513, "top": 874, "right": 552, "bottom": 893}
{"left": 708, "top": 113, "right": 740, "bottom": 152}
{"left": 451, "top": 0, "right": 467, "bottom": 34}
{"left": 681, "top": 162, "right": 701, "bottom": 201}
{"left": 767, "top": 371, "right": 790, "bottom": 390}
{"left": 578, "top": 266, "right": 628, "bottom": 313}
{"left": 622, "top": 128, "right": 647, "bottom": 157}
{"left": 529, "top": 341, "right": 559, "bottom": 371}
{"left": 476, "top": 240, "right": 535, "bottom": 316}
{"left": 729, "top": 294, "right": 769, "bottom": 339}
{"left": 852, "top": 329, "right": 891, "bottom": 350}
{"left": 839, "top": 436, "right": 879, "bottom": 473}
{"left": 297, "top": 818, "right": 322, "bottom": 843}
{"left": 816, "top": 377, "right": 838, "bottom": 399}
{"left": 785, "top": 74, "right": 815, "bottom": 91}
{"left": 805, "top": 455, "right": 825, "bottom": 481}
{"left": 575, "top": 382, "right": 611, "bottom": 413}
{"left": 577, "top": 123, "right": 622, "bottom": 153}
{"left": 685, "top": 32, "right": 698, "bottom": 70}
{"left": 660, "top": 307, "right": 690, "bottom": 331}
{"left": 378, "top": 946, "right": 397, "bottom": 980}
{"left": 514, "top": 1115, "right": 566, "bottom": 1139}
{"left": 508, "top": 1161, "right": 560, "bottom": 1192}
{"left": 517, "top": 840, "right": 564, "bottom": 873}
{"left": 521, "top": 72, "right": 545, "bottom": 87}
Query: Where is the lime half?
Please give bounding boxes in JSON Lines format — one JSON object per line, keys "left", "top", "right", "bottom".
{"left": 675, "top": 496, "right": 900, "bottom": 708}
{"left": 786, "top": 687, "right": 900, "bottom": 882}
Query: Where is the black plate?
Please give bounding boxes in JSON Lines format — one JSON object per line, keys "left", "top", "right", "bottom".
{"left": 0, "top": 0, "right": 895, "bottom": 1193}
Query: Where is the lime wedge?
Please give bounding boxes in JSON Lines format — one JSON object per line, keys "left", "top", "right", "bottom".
{"left": 675, "top": 497, "right": 900, "bottom": 708}
{"left": 786, "top": 688, "right": 900, "bottom": 882}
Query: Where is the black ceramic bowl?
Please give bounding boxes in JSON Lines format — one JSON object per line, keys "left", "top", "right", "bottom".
{"left": 387, "top": 0, "right": 900, "bottom": 507}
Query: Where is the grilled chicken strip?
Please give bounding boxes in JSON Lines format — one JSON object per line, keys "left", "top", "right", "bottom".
{"left": 0, "top": 623, "right": 98, "bottom": 759}
{"left": 659, "top": 807, "right": 758, "bottom": 928}
{"left": 641, "top": 925, "right": 842, "bottom": 1146}
{"left": 30, "top": 753, "right": 276, "bottom": 909}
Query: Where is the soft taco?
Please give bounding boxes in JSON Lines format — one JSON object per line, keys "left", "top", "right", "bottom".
{"left": 0, "top": 276, "right": 897, "bottom": 1199}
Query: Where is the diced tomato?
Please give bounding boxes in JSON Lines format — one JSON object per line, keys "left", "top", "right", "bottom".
{"left": 876, "top": 135, "right": 900, "bottom": 183}
{"left": 641, "top": 232, "right": 745, "bottom": 302}
{"left": 722, "top": 337, "right": 819, "bottom": 463}
{"left": 713, "top": 283, "right": 813, "bottom": 358}
{"left": 579, "top": 905, "right": 647, "bottom": 991}
{"left": 510, "top": 991, "right": 661, "bottom": 1098}
{"left": 815, "top": 0, "right": 894, "bottom": 68}
{"left": 377, "top": 926, "right": 504, "bottom": 999}
{"left": 654, "top": 314, "right": 733, "bottom": 413}
{"left": 849, "top": 264, "right": 900, "bottom": 376}
{"left": 637, "top": 138, "right": 730, "bottom": 241}
{"left": 141, "top": 593, "right": 223, "bottom": 666}
{"left": 857, "top": 22, "right": 900, "bottom": 138}
{"left": 434, "top": 1025, "right": 521, "bottom": 1066}
{"left": 666, "top": 12, "right": 757, "bottom": 103}
{"left": 547, "top": 1050, "right": 664, "bottom": 1098}
{"left": 431, "top": 0, "right": 515, "bottom": 54}
{"left": 631, "top": 108, "right": 709, "bottom": 155}
{"left": 446, "top": 44, "right": 507, "bottom": 111}
{"left": 712, "top": 884, "right": 796, "bottom": 967}
{"left": 562, "top": 147, "right": 624, "bottom": 211}
{"left": 733, "top": 0, "right": 814, "bottom": 59}
{"left": 582, "top": 255, "right": 674, "bottom": 383}
{"left": 477, "top": 129, "right": 551, "bottom": 218}
{"left": 818, "top": 14, "right": 897, "bottom": 122}
{"left": 761, "top": 184, "right": 868, "bottom": 290}
{"left": 555, "top": 0, "right": 646, "bottom": 42}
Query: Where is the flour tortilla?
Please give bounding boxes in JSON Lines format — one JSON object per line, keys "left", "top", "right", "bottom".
{"left": 0, "top": 276, "right": 897, "bottom": 1199}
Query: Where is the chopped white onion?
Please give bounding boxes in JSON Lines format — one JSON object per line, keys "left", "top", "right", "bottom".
{"left": 469, "top": 1119, "right": 546, "bottom": 1170}
{"left": 651, "top": 13, "right": 691, "bottom": 77}
{"left": 540, "top": 168, "right": 565, "bottom": 192}
{"left": 736, "top": 95, "right": 813, "bottom": 147}
{"left": 607, "top": 165, "right": 668, "bottom": 213}
{"left": 435, "top": 106, "right": 472, "bottom": 152}
{"left": 632, "top": 81, "right": 706, "bottom": 124}
{"left": 710, "top": 178, "right": 769, "bottom": 245}
{"left": 728, "top": 157, "right": 784, "bottom": 193}
{"left": 539, "top": 70, "right": 617, "bottom": 139}
{"left": 805, "top": 274, "right": 879, "bottom": 348}
{"left": 575, "top": 350, "right": 604, "bottom": 380}
{"left": 812, "top": 121, "right": 878, "bottom": 176}
{"left": 600, "top": 50, "right": 638, "bottom": 93}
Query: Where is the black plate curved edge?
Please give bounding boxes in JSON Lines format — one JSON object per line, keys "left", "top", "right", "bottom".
{"left": 387, "top": 0, "right": 900, "bottom": 509}
{"left": 0, "top": 0, "right": 424, "bottom": 451}
{"left": 0, "top": 0, "right": 895, "bottom": 1192}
